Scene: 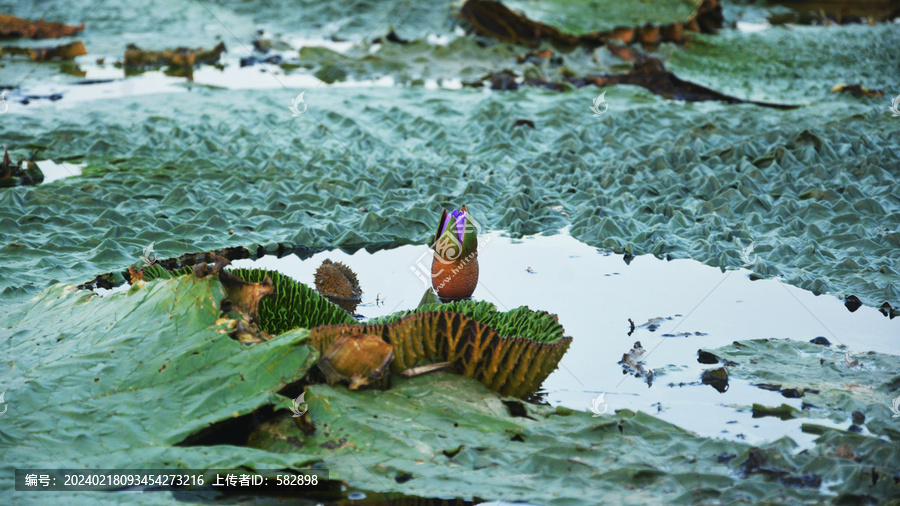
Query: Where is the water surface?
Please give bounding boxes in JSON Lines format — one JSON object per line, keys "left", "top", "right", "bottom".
{"left": 233, "top": 230, "right": 899, "bottom": 449}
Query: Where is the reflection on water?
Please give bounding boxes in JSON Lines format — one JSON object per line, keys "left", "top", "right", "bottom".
{"left": 34, "top": 160, "right": 85, "bottom": 184}
{"left": 230, "top": 230, "right": 897, "bottom": 448}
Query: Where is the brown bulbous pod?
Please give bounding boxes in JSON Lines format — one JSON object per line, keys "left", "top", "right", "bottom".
{"left": 431, "top": 205, "right": 479, "bottom": 299}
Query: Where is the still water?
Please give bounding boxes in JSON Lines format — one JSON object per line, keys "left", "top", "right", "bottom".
{"left": 232, "top": 230, "right": 899, "bottom": 449}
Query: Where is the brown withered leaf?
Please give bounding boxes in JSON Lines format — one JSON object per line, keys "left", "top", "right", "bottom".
{"left": 127, "top": 266, "right": 144, "bottom": 283}
{"left": 832, "top": 83, "right": 884, "bottom": 98}
{"left": 0, "top": 146, "right": 44, "bottom": 187}
{"left": 576, "top": 58, "right": 798, "bottom": 109}
{"left": 316, "top": 332, "right": 393, "bottom": 390}
{"left": 123, "top": 42, "right": 225, "bottom": 69}
{"left": 0, "top": 14, "right": 84, "bottom": 39}
{"left": 619, "top": 340, "right": 654, "bottom": 387}
{"left": 833, "top": 444, "right": 856, "bottom": 460}
{"left": 1, "top": 41, "right": 86, "bottom": 61}
{"left": 220, "top": 270, "right": 274, "bottom": 324}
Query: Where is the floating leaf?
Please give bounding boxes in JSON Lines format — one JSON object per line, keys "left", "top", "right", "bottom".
{"left": 459, "top": 0, "right": 721, "bottom": 47}
{"left": 0, "top": 276, "right": 320, "bottom": 503}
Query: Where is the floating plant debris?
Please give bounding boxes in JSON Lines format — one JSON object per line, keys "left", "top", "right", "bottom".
{"left": 461, "top": 54, "right": 794, "bottom": 108}
{"left": 832, "top": 83, "right": 884, "bottom": 98}
{"left": 566, "top": 58, "right": 798, "bottom": 108}
{"left": 739, "top": 447, "right": 822, "bottom": 488}
{"left": 122, "top": 42, "right": 226, "bottom": 76}
{"left": 700, "top": 366, "right": 729, "bottom": 393}
{"left": 0, "top": 146, "right": 43, "bottom": 187}
{"left": 0, "top": 41, "right": 87, "bottom": 61}
{"left": 767, "top": 0, "right": 900, "bottom": 23}
{"left": 696, "top": 350, "right": 738, "bottom": 366}
{"left": 751, "top": 403, "right": 800, "bottom": 420}
{"left": 0, "top": 14, "right": 84, "bottom": 39}
{"left": 619, "top": 340, "right": 654, "bottom": 386}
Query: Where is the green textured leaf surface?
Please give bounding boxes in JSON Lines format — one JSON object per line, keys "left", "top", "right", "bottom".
{"left": 668, "top": 24, "right": 899, "bottom": 104}
{"left": 704, "top": 338, "right": 900, "bottom": 439}
{"left": 249, "top": 369, "right": 900, "bottom": 503}
{"left": 0, "top": 276, "right": 320, "bottom": 504}
{"left": 502, "top": 0, "right": 701, "bottom": 35}
{"left": 229, "top": 268, "right": 358, "bottom": 332}
{"left": 2, "top": 79, "right": 897, "bottom": 311}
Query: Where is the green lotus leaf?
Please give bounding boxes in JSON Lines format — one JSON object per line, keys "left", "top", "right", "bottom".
{"left": 0, "top": 276, "right": 320, "bottom": 503}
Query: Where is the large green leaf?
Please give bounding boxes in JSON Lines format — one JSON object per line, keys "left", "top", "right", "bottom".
{"left": 249, "top": 369, "right": 900, "bottom": 503}
{"left": 141, "top": 265, "right": 358, "bottom": 332}
{"left": 667, "top": 25, "right": 899, "bottom": 104}
{"left": 0, "top": 276, "right": 320, "bottom": 504}
{"left": 701, "top": 338, "right": 900, "bottom": 439}
{"left": 2, "top": 276, "right": 899, "bottom": 503}
{"left": 500, "top": 0, "right": 701, "bottom": 35}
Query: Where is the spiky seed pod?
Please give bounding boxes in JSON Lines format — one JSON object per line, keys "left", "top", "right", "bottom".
{"left": 314, "top": 259, "right": 362, "bottom": 300}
